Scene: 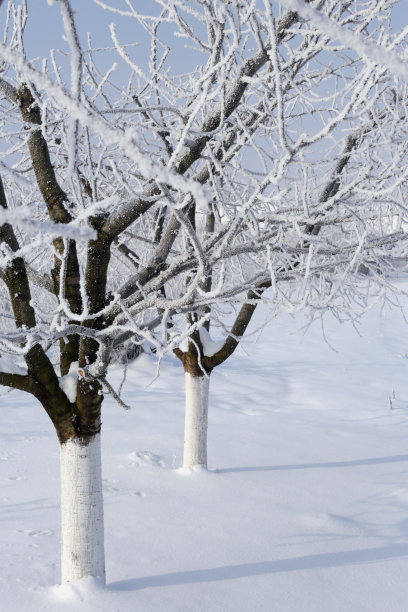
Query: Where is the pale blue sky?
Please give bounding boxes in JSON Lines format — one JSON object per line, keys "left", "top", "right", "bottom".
{"left": 18, "top": 0, "right": 205, "bottom": 82}
{"left": 2, "top": 1, "right": 408, "bottom": 88}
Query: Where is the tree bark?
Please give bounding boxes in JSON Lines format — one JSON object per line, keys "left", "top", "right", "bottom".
{"left": 60, "top": 433, "right": 105, "bottom": 583}
{"left": 183, "top": 372, "right": 210, "bottom": 469}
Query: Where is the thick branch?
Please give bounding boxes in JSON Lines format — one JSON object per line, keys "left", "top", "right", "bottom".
{"left": 0, "top": 77, "right": 18, "bottom": 104}
{"left": 0, "top": 175, "right": 75, "bottom": 433}
{"left": 201, "top": 282, "right": 270, "bottom": 370}
{"left": 18, "top": 85, "right": 72, "bottom": 224}
{"left": 18, "top": 84, "right": 82, "bottom": 374}
{"left": 0, "top": 175, "right": 36, "bottom": 329}
{"left": 0, "top": 371, "right": 33, "bottom": 393}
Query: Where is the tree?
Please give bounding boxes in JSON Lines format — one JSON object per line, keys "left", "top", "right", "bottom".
{"left": 90, "top": 0, "right": 408, "bottom": 471}
{"left": 0, "top": 0, "right": 217, "bottom": 582}
{"left": 0, "top": 0, "right": 407, "bottom": 585}
{"left": 104, "top": 0, "right": 407, "bottom": 469}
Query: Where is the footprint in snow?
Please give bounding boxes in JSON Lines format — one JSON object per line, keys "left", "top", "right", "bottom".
{"left": 0, "top": 452, "right": 14, "bottom": 461}
{"left": 238, "top": 408, "right": 263, "bottom": 416}
{"left": 299, "top": 513, "right": 366, "bottom": 535}
{"left": 128, "top": 451, "right": 165, "bottom": 468}
{"left": 19, "top": 529, "right": 54, "bottom": 538}
{"left": 103, "top": 479, "right": 120, "bottom": 493}
{"left": 104, "top": 486, "right": 119, "bottom": 493}
{"left": 390, "top": 488, "right": 408, "bottom": 502}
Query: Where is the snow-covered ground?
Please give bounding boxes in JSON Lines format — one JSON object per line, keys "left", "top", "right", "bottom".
{"left": 1, "top": 301, "right": 408, "bottom": 611}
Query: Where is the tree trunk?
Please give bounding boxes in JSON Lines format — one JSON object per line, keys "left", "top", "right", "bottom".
{"left": 60, "top": 433, "right": 105, "bottom": 583}
{"left": 183, "top": 372, "right": 210, "bottom": 469}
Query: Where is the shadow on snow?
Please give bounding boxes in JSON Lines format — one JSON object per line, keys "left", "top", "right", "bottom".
{"left": 216, "top": 454, "right": 408, "bottom": 473}
{"left": 108, "top": 543, "right": 408, "bottom": 591}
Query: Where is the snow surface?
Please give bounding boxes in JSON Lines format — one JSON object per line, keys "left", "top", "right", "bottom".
{"left": 1, "top": 302, "right": 408, "bottom": 611}
{"left": 0, "top": 354, "right": 27, "bottom": 376}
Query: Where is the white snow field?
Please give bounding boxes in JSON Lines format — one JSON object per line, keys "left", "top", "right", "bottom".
{"left": 1, "top": 301, "right": 408, "bottom": 611}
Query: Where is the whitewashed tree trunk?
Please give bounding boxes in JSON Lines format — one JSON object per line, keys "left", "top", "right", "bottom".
{"left": 60, "top": 433, "right": 105, "bottom": 583}
{"left": 183, "top": 373, "right": 210, "bottom": 468}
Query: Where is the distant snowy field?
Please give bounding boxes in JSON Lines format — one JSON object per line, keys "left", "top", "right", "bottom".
{"left": 1, "top": 300, "right": 408, "bottom": 611}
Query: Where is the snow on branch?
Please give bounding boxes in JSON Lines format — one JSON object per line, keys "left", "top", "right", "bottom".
{"left": 280, "top": 0, "right": 408, "bottom": 81}
{"left": 0, "top": 208, "right": 96, "bottom": 242}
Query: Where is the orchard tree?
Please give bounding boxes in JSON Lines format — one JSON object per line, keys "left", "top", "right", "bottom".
{"left": 0, "top": 0, "right": 407, "bottom": 586}
{"left": 89, "top": 0, "right": 408, "bottom": 469}
{"left": 0, "top": 0, "right": 229, "bottom": 582}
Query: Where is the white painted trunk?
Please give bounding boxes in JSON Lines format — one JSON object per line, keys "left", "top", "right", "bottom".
{"left": 60, "top": 433, "right": 105, "bottom": 583}
{"left": 183, "top": 373, "right": 210, "bottom": 468}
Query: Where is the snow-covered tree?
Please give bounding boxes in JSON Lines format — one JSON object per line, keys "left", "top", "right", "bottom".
{"left": 0, "top": 0, "right": 407, "bottom": 584}
{"left": 110, "top": 0, "right": 407, "bottom": 469}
